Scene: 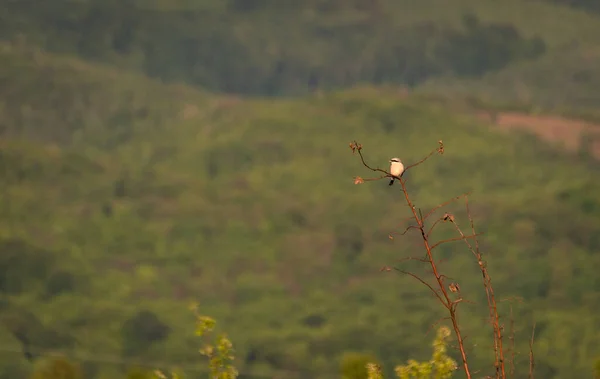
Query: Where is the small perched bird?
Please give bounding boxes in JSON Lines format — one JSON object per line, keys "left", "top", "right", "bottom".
{"left": 389, "top": 157, "right": 405, "bottom": 186}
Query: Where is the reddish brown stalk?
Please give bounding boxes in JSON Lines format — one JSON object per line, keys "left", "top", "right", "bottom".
{"left": 398, "top": 178, "right": 473, "bottom": 379}
{"left": 423, "top": 192, "right": 471, "bottom": 222}
{"left": 351, "top": 140, "right": 472, "bottom": 378}
{"left": 443, "top": 196, "right": 504, "bottom": 379}
{"left": 349, "top": 140, "right": 540, "bottom": 379}
{"left": 350, "top": 141, "right": 476, "bottom": 379}
{"left": 508, "top": 304, "right": 515, "bottom": 378}
{"left": 466, "top": 196, "right": 505, "bottom": 379}
{"left": 529, "top": 323, "right": 536, "bottom": 379}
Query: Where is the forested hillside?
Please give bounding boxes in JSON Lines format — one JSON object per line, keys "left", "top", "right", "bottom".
{"left": 2, "top": 0, "right": 600, "bottom": 102}
{"left": 0, "top": 1, "right": 599, "bottom": 379}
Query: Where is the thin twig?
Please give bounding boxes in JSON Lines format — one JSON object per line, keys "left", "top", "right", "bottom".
{"left": 529, "top": 323, "right": 536, "bottom": 379}
{"left": 466, "top": 196, "right": 505, "bottom": 379}
{"left": 509, "top": 304, "right": 515, "bottom": 378}
{"left": 351, "top": 141, "right": 392, "bottom": 177}
{"left": 399, "top": 225, "right": 421, "bottom": 236}
{"left": 423, "top": 192, "right": 471, "bottom": 221}
{"left": 354, "top": 175, "right": 389, "bottom": 183}
{"left": 396, "top": 256, "right": 431, "bottom": 264}
{"left": 403, "top": 145, "right": 440, "bottom": 171}
{"left": 351, "top": 140, "right": 441, "bottom": 178}
{"left": 394, "top": 268, "right": 445, "bottom": 305}
{"left": 448, "top": 196, "right": 505, "bottom": 379}
{"left": 429, "top": 233, "right": 482, "bottom": 250}
{"left": 398, "top": 175, "right": 472, "bottom": 379}
{"left": 426, "top": 218, "right": 445, "bottom": 239}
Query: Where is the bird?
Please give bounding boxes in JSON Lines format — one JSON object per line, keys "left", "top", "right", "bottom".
{"left": 389, "top": 157, "right": 405, "bottom": 186}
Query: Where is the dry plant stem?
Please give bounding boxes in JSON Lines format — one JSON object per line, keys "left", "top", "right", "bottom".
{"left": 398, "top": 178, "right": 472, "bottom": 379}
{"left": 529, "top": 323, "right": 536, "bottom": 379}
{"left": 508, "top": 305, "right": 515, "bottom": 378}
{"left": 352, "top": 142, "right": 472, "bottom": 379}
{"left": 423, "top": 192, "right": 471, "bottom": 221}
{"left": 451, "top": 197, "right": 506, "bottom": 379}
{"left": 466, "top": 196, "right": 505, "bottom": 379}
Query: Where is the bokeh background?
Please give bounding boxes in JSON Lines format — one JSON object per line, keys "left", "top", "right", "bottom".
{"left": 0, "top": 1, "right": 599, "bottom": 378}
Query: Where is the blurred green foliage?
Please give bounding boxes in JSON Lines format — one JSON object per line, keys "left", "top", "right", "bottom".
{"left": 545, "top": 0, "right": 600, "bottom": 13}
{"left": 30, "top": 356, "right": 83, "bottom": 379}
{"left": 2, "top": 0, "right": 600, "bottom": 113}
{"left": 0, "top": 3, "right": 599, "bottom": 379}
{"left": 125, "top": 368, "right": 157, "bottom": 379}
{"left": 121, "top": 310, "right": 170, "bottom": 357}
{"left": 340, "top": 352, "right": 380, "bottom": 379}
{"left": 0, "top": 0, "right": 588, "bottom": 97}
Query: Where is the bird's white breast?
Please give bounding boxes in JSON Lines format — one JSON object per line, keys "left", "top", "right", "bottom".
{"left": 390, "top": 162, "right": 404, "bottom": 176}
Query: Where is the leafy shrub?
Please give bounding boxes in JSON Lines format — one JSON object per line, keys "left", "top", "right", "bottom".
{"left": 29, "top": 356, "right": 83, "bottom": 379}
{"left": 341, "top": 352, "right": 381, "bottom": 379}
{"left": 361, "top": 327, "right": 457, "bottom": 379}
{"left": 155, "top": 305, "right": 238, "bottom": 379}
{"left": 394, "top": 326, "right": 457, "bottom": 379}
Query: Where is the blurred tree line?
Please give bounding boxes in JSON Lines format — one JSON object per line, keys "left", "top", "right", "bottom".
{"left": 545, "top": 0, "right": 600, "bottom": 13}
{"left": 0, "top": 0, "right": 545, "bottom": 95}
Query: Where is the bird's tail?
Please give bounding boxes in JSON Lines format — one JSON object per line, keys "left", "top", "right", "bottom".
{"left": 389, "top": 178, "right": 394, "bottom": 186}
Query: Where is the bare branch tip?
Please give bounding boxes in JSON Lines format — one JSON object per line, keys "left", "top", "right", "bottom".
{"left": 349, "top": 141, "right": 362, "bottom": 154}
{"left": 449, "top": 282, "right": 461, "bottom": 293}
{"left": 354, "top": 176, "right": 365, "bottom": 185}
{"left": 443, "top": 213, "right": 455, "bottom": 223}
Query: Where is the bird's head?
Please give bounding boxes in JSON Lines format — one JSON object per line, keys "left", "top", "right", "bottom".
{"left": 390, "top": 158, "right": 401, "bottom": 163}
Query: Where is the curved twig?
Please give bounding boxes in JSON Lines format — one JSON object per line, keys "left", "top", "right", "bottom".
{"left": 424, "top": 192, "right": 472, "bottom": 221}
{"left": 394, "top": 268, "right": 446, "bottom": 306}
{"left": 397, "top": 256, "right": 431, "bottom": 264}
{"left": 400, "top": 225, "right": 420, "bottom": 236}
{"left": 426, "top": 217, "right": 446, "bottom": 238}
{"left": 430, "top": 233, "right": 482, "bottom": 250}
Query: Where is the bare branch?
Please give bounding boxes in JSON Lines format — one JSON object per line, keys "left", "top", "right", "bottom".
{"left": 394, "top": 268, "right": 446, "bottom": 306}
{"left": 404, "top": 140, "right": 444, "bottom": 171}
{"left": 352, "top": 141, "right": 473, "bottom": 379}
{"left": 426, "top": 217, "right": 448, "bottom": 239}
{"left": 529, "top": 323, "right": 536, "bottom": 379}
{"left": 353, "top": 140, "right": 443, "bottom": 180}
{"left": 352, "top": 140, "right": 392, "bottom": 176}
{"left": 423, "top": 192, "right": 472, "bottom": 221}
{"left": 465, "top": 196, "right": 481, "bottom": 256}
{"left": 396, "top": 256, "right": 431, "bottom": 264}
{"left": 399, "top": 225, "right": 420, "bottom": 236}
{"left": 430, "top": 233, "right": 483, "bottom": 250}
{"left": 509, "top": 305, "right": 515, "bottom": 378}
{"left": 354, "top": 175, "right": 389, "bottom": 184}
{"left": 462, "top": 195, "right": 506, "bottom": 379}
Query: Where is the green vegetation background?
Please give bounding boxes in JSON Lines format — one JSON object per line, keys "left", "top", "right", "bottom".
{"left": 0, "top": 1, "right": 599, "bottom": 378}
